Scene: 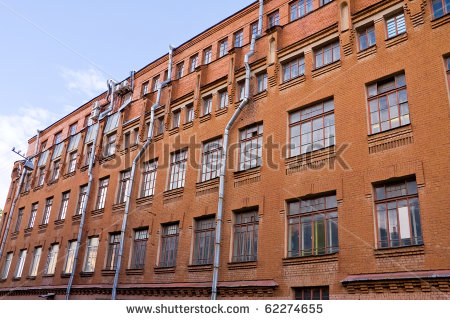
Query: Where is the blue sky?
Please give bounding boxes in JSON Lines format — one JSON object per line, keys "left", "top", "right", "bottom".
{"left": 0, "top": 0, "right": 251, "bottom": 206}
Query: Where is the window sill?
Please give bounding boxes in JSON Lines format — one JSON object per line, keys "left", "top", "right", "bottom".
{"left": 233, "top": 166, "right": 261, "bottom": 188}
{"left": 20, "top": 191, "right": 30, "bottom": 197}
{"left": 100, "top": 154, "right": 115, "bottom": 165}
{"left": 367, "top": 124, "right": 412, "bottom": 154}
{"left": 80, "top": 165, "right": 89, "bottom": 172}
{"left": 168, "top": 127, "right": 179, "bottom": 136}
{"left": 357, "top": 45, "right": 377, "bottom": 60}
{"left": 154, "top": 134, "right": 164, "bottom": 142}
{"left": 374, "top": 244, "right": 424, "bottom": 258}
{"left": 62, "top": 171, "right": 76, "bottom": 180}
{"left": 215, "top": 107, "right": 228, "bottom": 117}
{"left": 282, "top": 252, "right": 338, "bottom": 266}
{"left": 136, "top": 195, "right": 153, "bottom": 207}
{"left": 227, "top": 261, "right": 257, "bottom": 270}
{"left": 183, "top": 121, "right": 193, "bottom": 130}
{"left": 254, "top": 90, "right": 268, "bottom": 101}
{"left": 38, "top": 223, "right": 48, "bottom": 230}
{"left": 195, "top": 177, "right": 219, "bottom": 197}
{"left": 154, "top": 266, "right": 176, "bottom": 274}
{"left": 112, "top": 202, "right": 125, "bottom": 213}
{"left": 285, "top": 145, "right": 335, "bottom": 175}
{"left": 126, "top": 269, "right": 144, "bottom": 275}
{"left": 60, "top": 273, "right": 71, "bottom": 278}
{"left": 163, "top": 188, "right": 184, "bottom": 204}
{"left": 47, "top": 178, "right": 59, "bottom": 186}
{"left": 101, "top": 269, "right": 116, "bottom": 276}
{"left": 312, "top": 60, "right": 341, "bottom": 78}
{"left": 0, "top": 279, "right": 6, "bottom": 283}
{"left": 431, "top": 12, "right": 450, "bottom": 29}
{"left": 24, "top": 228, "right": 33, "bottom": 235}
{"left": 33, "top": 185, "right": 44, "bottom": 192}
{"left": 43, "top": 274, "right": 55, "bottom": 278}
{"left": 10, "top": 231, "right": 19, "bottom": 239}
{"left": 54, "top": 219, "right": 65, "bottom": 226}
{"left": 187, "top": 264, "right": 213, "bottom": 272}
{"left": 199, "top": 113, "right": 211, "bottom": 123}
{"left": 279, "top": 75, "right": 305, "bottom": 91}
{"left": 26, "top": 276, "right": 36, "bottom": 280}
{"left": 91, "top": 208, "right": 104, "bottom": 217}
{"left": 80, "top": 272, "right": 94, "bottom": 277}
{"left": 385, "top": 32, "right": 407, "bottom": 48}
{"left": 72, "top": 215, "right": 81, "bottom": 222}
{"left": 12, "top": 277, "right": 21, "bottom": 282}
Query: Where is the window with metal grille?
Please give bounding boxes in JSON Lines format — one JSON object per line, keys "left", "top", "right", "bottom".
{"left": 294, "top": 286, "right": 329, "bottom": 300}
{"left": 239, "top": 123, "right": 263, "bottom": 171}
{"left": 257, "top": 73, "right": 267, "bottom": 93}
{"left": 29, "top": 247, "right": 42, "bottom": 277}
{"left": 14, "top": 249, "right": 27, "bottom": 278}
{"left": 1, "top": 252, "right": 13, "bottom": 279}
{"left": 168, "top": 150, "right": 187, "bottom": 190}
{"left": 432, "top": 0, "right": 450, "bottom": 18}
{"left": 142, "top": 160, "right": 158, "bottom": 197}
{"left": 14, "top": 208, "right": 24, "bottom": 233}
{"left": 37, "top": 168, "right": 46, "bottom": 186}
{"left": 268, "top": 11, "right": 279, "bottom": 28}
{"left": 172, "top": 109, "right": 181, "bottom": 129}
{"left": 386, "top": 13, "right": 406, "bottom": 38}
{"left": 234, "top": 30, "right": 243, "bottom": 48}
{"left": 287, "top": 194, "right": 338, "bottom": 257}
{"left": 219, "top": 90, "right": 228, "bottom": 109}
{"left": 142, "top": 81, "right": 149, "bottom": 96}
{"left": 156, "top": 116, "right": 165, "bottom": 136}
{"left": 85, "top": 143, "right": 93, "bottom": 166}
{"left": 237, "top": 81, "right": 245, "bottom": 101}
{"left": 358, "top": 25, "right": 376, "bottom": 51}
{"left": 105, "top": 233, "right": 121, "bottom": 270}
{"left": 76, "top": 185, "right": 88, "bottom": 216}
{"left": 250, "top": 21, "right": 259, "bottom": 37}
{"left": 193, "top": 217, "right": 215, "bottom": 265}
{"left": 69, "top": 123, "right": 77, "bottom": 136}
{"left": 44, "top": 243, "right": 59, "bottom": 275}
{"left": 290, "top": 0, "right": 313, "bottom": 21}
{"left": 233, "top": 211, "right": 259, "bottom": 262}
{"left": 22, "top": 172, "right": 32, "bottom": 192}
{"left": 130, "top": 229, "right": 149, "bottom": 269}
{"left": 367, "top": 73, "right": 409, "bottom": 134}
{"left": 63, "top": 240, "right": 77, "bottom": 274}
{"left": 68, "top": 152, "right": 77, "bottom": 173}
{"left": 83, "top": 237, "right": 99, "bottom": 272}
{"left": 58, "top": 191, "right": 70, "bottom": 220}
{"left": 176, "top": 62, "right": 184, "bottom": 79}
{"left": 54, "top": 131, "right": 62, "bottom": 145}
{"left": 186, "top": 104, "right": 194, "bottom": 123}
{"left": 201, "top": 138, "right": 222, "bottom": 182}
{"left": 203, "top": 47, "right": 212, "bottom": 64}
{"left": 282, "top": 56, "right": 305, "bottom": 82}
{"left": 375, "top": 179, "right": 423, "bottom": 248}
{"left": 152, "top": 75, "right": 160, "bottom": 92}
{"left": 159, "top": 223, "right": 179, "bottom": 268}
{"left": 289, "top": 99, "right": 335, "bottom": 156}
{"left": 219, "top": 38, "right": 228, "bottom": 58}
{"left": 27, "top": 202, "right": 38, "bottom": 228}
{"left": 190, "top": 54, "right": 198, "bottom": 73}
{"left": 203, "top": 96, "right": 212, "bottom": 115}
{"left": 41, "top": 197, "right": 53, "bottom": 225}
{"left": 96, "top": 177, "right": 109, "bottom": 210}
{"left": 314, "top": 41, "right": 340, "bottom": 69}
{"left": 117, "top": 169, "right": 131, "bottom": 204}
{"left": 104, "top": 134, "right": 116, "bottom": 157}
{"left": 51, "top": 160, "right": 60, "bottom": 181}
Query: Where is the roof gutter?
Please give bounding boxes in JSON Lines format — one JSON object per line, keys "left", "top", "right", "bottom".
{"left": 211, "top": 0, "right": 263, "bottom": 301}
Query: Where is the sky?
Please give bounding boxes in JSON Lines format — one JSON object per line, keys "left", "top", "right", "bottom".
{"left": 0, "top": 0, "right": 252, "bottom": 207}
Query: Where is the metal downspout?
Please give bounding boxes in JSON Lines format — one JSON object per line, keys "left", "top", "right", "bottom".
{"left": 111, "top": 46, "right": 173, "bottom": 300}
{"left": 65, "top": 80, "right": 116, "bottom": 300}
{"left": 211, "top": 0, "right": 263, "bottom": 301}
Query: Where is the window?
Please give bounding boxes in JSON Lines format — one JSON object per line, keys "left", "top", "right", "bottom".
{"left": 172, "top": 109, "right": 181, "bottom": 129}
{"left": 163, "top": 70, "right": 168, "bottom": 81}
{"left": 105, "top": 233, "right": 121, "bottom": 270}
{"left": 44, "top": 243, "right": 59, "bottom": 275}
{"left": 58, "top": 191, "right": 70, "bottom": 220}
{"left": 193, "top": 217, "right": 215, "bottom": 265}
{"left": 142, "top": 160, "right": 158, "bottom": 197}
{"left": 130, "top": 229, "right": 149, "bottom": 269}
{"left": 176, "top": 62, "right": 184, "bottom": 79}
{"left": 142, "top": 81, "right": 149, "bottom": 96}
{"left": 320, "top": 0, "right": 333, "bottom": 6}
{"left": 234, "top": 30, "right": 244, "bottom": 48}
{"left": 386, "top": 13, "right": 406, "bottom": 38}
{"left": 29, "top": 247, "right": 42, "bottom": 277}
{"left": 76, "top": 185, "right": 88, "bottom": 216}
{"left": 68, "top": 152, "right": 77, "bottom": 173}
{"left": 367, "top": 73, "right": 409, "bottom": 134}
{"left": 239, "top": 123, "right": 263, "bottom": 171}
{"left": 186, "top": 104, "right": 194, "bottom": 123}
{"left": 168, "top": 150, "right": 187, "bottom": 190}
{"left": 14, "top": 249, "right": 27, "bottom": 278}
{"left": 156, "top": 116, "right": 165, "bottom": 136}
{"left": 41, "top": 197, "right": 53, "bottom": 225}
{"left": 375, "top": 179, "right": 423, "bottom": 248}
{"left": 268, "top": 11, "right": 279, "bottom": 28}
{"left": 238, "top": 81, "right": 246, "bottom": 101}
{"left": 40, "top": 140, "right": 47, "bottom": 152}
{"left": 294, "top": 287, "right": 329, "bottom": 300}
{"left": 69, "top": 123, "right": 77, "bottom": 136}
{"left": 314, "top": 41, "right": 340, "bottom": 69}
{"left": 63, "top": 240, "right": 77, "bottom": 274}
{"left": 14, "top": 208, "right": 24, "bottom": 233}
{"left": 85, "top": 143, "right": 93, "bottom": 166}
{"left": 233, "top": 211, "right": 259, "bottom": 262}
{"left": 446, "top": 56, "right": 450, "bottom": 85}
{"left": 203, "top": 96, "right": 212, "bottom": 115}
{"left": 51, "top": 160, "right": 60, "bottom": 181}
{"left": 104, "top": 134, "right": 116, "bottom": 157}
{"left": 96, "top": 177, "right": 109, "bottom": 210}
{"left": 257, "top": 73, "right": 268, "bottom": 93}
{"left": 250, "top": 21, "right": 259, "bottom": 37}
{"left": 289, "top": 99, "right": 335, "bottom": 156}
{"left": 152, "top": 75, "right": 160, "bottom": 92}
{"left": 83, "top": 237, "right": 99, "bottom": 272}
{"left": 203, "top": 47, "right": 212, "bottom": 64}
{"left": 1, "top": 252, "right": 13, "bottom": 279}
{"left": 190, "top": 54, "right": 199, "bottom": 73}
{"left": 84, "top": 114, "right": 90, "bottom": 128}
{"left": 283, "top": 57, "right": 305, "bottom": 82}
{"left": 37, "top": 168, "right": 46, "bottom": 187}
{"left": 54, "top": 131, "right": 62, "bottom": 145}
{"left": 23, "top": 173, "right": 32, "bottom": 193}
{"left": 201, "top": 138, "right": 222, "bottom": 182}
{"left": 132, "top": 128, "right": 139, "bottom": 146}
{"left": 358, "top": 25, "right": 376, "bottom": 51}
{"left": 124, "top": 131, "right": 131, "bottom": 149}
{"left": 219, "top": 90, "right": 228, "bottom": 109}
{"left": 27, "top": 203, "right": 38, "bottom": 229}
{"left": 290, "top": 0, "right": 313, "bottom": 21}
{"left": 219, "top": 38, "right": 228, "bottom": 58}
{"left": 117, "top": 170, "right": 131, "bottom": 204}
{"left": 432, "top": 0, "right": 450, "bottom": 18}
{"left": 288, "top": 194, "right": 338, "bottom": 257}
{"left": 159, "top": 223, "right": 179, "bottom": 267}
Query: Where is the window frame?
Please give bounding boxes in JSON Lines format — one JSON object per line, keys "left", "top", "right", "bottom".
{"left": 357, "top": 24, "right": 376, "bottom": 52}
{"left": 14, "top": 249, "right": 27, "bottom": 278}
{"left": 282, "top": 56, "right": 305, "bottom": 83}
{"left": 201, "top": 138, "right": 222, "bottom": 182}
{"left": 294, "top": 286, "right": 329, "bottom": 300}
{"left": 83, "top": 236, "right": 99, "bottom": 273}
{"left": 63, "top": 240, "right": 77, "bottom": 274}
{"left": 159, "top": 223, "right": 180, "bottom": 268}
{"left": 41, "top": 197, "right": 53, "bottom": 225}
{"left": 44, "top": 243, "right": 59, "bottom": 276}
{"left": 58, "top": 191, "right": 70, "bottom": 220}
{"left": 190, "top": 54, "right": 199, "bottom": 73}
{"left": 130, "top": 228, "right": 149, "bottom": 269}
{"left": 117, "top": 169, "right": 131, "bottom": 204}
{"left": 27, "top": 202, "right": 38, "bottom": 229}
{"left": 203, "top": 47, "right": 212, "bottom": 64}
{"left": 176, "top": 62, "right": 184, "bottom": 79}
{"left": 314, "top": 41, "right": 340, "bottom": 69}
{"left": 76, "top": 184, "right": 88, "bottom": 216}
{"left": 238, "top": 123, "right": 263, "bottom": 171}
{"left": 232, "top": 210, "right": 259, "bottom": 262}
{"left": 14, "top": 208, "right": 24, "bottom": 233}
{"left": 385, "top": 12, "right": 406, "bottom": 39}
{"left": 234, "top": 29, "right": 244, "bottom": 48}
{"left": 185, "top": 104, "right": 194, "bottom": 123}
{"left": 256, "top": 73, "right": 268, "bottom": 93}
{"left": 193, "top": 216, "right": 216, "bottom": 265}
{"left": 105, "top": 233, "right": 121, "bottom": 270}
{"left": 1, "top": 252, "right": 13, "bottom": 279}
{"left": 141, "top": 160, "right": 158, "bottom": 198}
{"left": 431, "top": 0, "right": 450, "bottom": 19}
{"left": 172, "top": 109, "right": 181, "bottom": 129}
{"left": 67, "top": 151, "right": 77, "bottom": 173}
{"left": 290, "top": 0, "right": 313, "bottom": 21}
{"left": 141, "top": 81, "right": 149, "bottom": 96}
{"left": 202, "top": 96, "right": 212, "bottom": 115}
{"left": 168, "top": 149, "right": 188, "bottom": 190}
{"left": 96, "top": 177, "right": 109, "bottom": 210}
{"left": 268, "top": 10, "right": 280, "bottom": 28}
{"left": 218, "top": 90, "right": 228, "bottom": 110}
{"left": 218, "top": 38, "right": 228, "bottom": 58}
{"left": 29, "top": 246, "right": 42, "bottom": 277}
{"left": 152, "top": 75, "right": 160, "bottom": 92}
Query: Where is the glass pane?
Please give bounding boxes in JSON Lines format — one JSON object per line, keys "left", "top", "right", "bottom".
{"left": 407, "top": 180, "right": 418, "bottom": 195}
{"left": 398, "top": 200, "right": 411, "bottom": 246}
{"left": 326, "top": 195, "right": 337, "bottom": 209}
{"left": 290, "top": 112, "right": 300, "bottom": 124}
{"left": 388, "top": 202, "right": 399, "bottom": 247}
{"left": 377, "top": 204, "right": 388, "bottom": 247}
{"left": 359, "top": 33, "right": 367, "bottom": 50}
{"left": 368, "top": 84, "right": 377, "bottom": 97}
{"left": 288, "top": 221, "right": 299, "bottom": 257}
{"left": 313, "top": 214, "right": 325, "bottom": 255}
{"left": 323, "top": 100, "right": 334, "bottom": 112}
{"left": 398, "top": 89, "right": 408, "bottom": 103}
{"left": 409, "top": 198, "right": 423, "bottom": 245}
{"left": 300, "top": 216, "right": 312, "bottom": 256}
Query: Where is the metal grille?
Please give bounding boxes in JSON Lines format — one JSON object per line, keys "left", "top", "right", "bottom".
{"left": 239, "top": 124, "right": 263, "bottom": 171}
{"left": 232, "top": 211, "right": 259, "bottom": 262}
{"left": 130, "top": 229, "right": 149, "bottom": 269}
{"left": 44, "top": 244, "right": 59, "bottom": 275}
{"left": 193, "top": 217, "right": 215, "bottom": 265}
{"left": 201, "top": 139, "right": 222, "bottom": 182}
{"left": 105, "top": 233, "right": 121, "bottom": 270}
{"left": 83, "top": 237, "right": 99, "bottom": 272}
{"left": 41, "top": 197, "right": 53, "bottom": 225}
{"left": 63, "top": 241, "right": 77, "bottom": 274}
{"left": 27, "top": 203, "right": 38, "bottom": 228}
{"left": 168, "top": 150, "right": 187, "bottom": 190}
{"left": 142, "top": 160, "right": 158, "bottom": 197}
{"left": 58, "top": 192, "right": 70, "bottom": 220}
{"left": 96, "top": 177, "right": 109, "bottom": 210}
{"left": 159, "top": 224, "right": 179, "bottom": 268}
{"left": 117, "top": 170, "right": 131, "bottom": 203}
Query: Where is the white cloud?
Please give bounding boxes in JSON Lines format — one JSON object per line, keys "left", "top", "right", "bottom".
{"left": 0, "top": 106, "right": 56, "bottom": 206}
{"left": 60, "top": 67, "right": 106, "bottom": 97}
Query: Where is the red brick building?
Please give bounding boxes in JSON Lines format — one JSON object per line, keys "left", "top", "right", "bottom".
{"left": 0, "top": 0, "right": 449, "bottom": 300}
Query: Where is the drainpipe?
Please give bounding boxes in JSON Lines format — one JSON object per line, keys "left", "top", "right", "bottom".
{"left": 111, "top": 46, "right": 173, "bottom": 300}
{"left": 0, "top": 130, "right": 40, "bottom": 263}
{"left": 65, "top": 80, "right": 117, "bottom": 300}
{"left": 211, "top": 0, "right": 263, "bottom": 301}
